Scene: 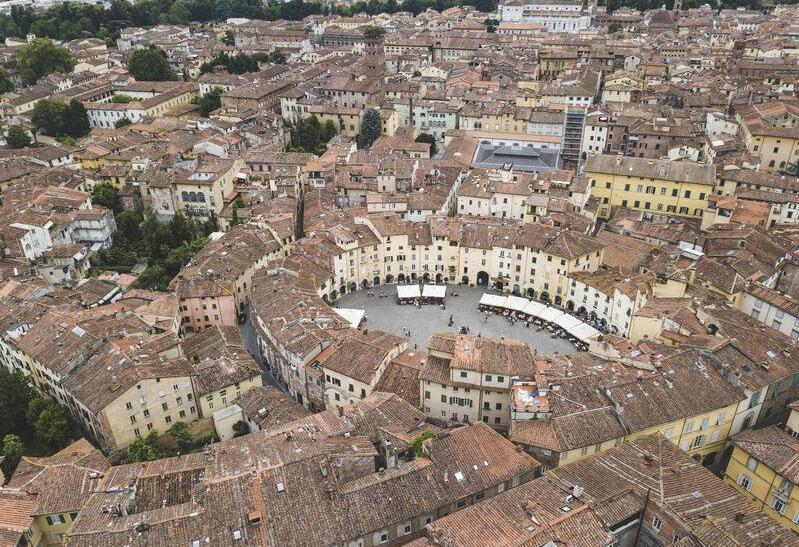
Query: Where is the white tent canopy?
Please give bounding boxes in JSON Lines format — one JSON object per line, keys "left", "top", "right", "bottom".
{"left": 475, "top": 291, "right": 601, "bottom": 344}
{"left": 397, "top": 285, "right": 421, "bottom": 300}
{"left": 505, "top": 295, "right": 529, "bottom": 312}
{"left": 554, "top": 314, "right": 582, "bottom": 331}
{"left": 522, "top": 300, "right": 547, "bottom": 317}
{"left": 537, "top": 306, "right": 564, "bottom": 323}
{"left": 333, "top": 308, "right": 365, "bottom": 328}
{"left": 480, "top": 294, "right": 507, "bottom": 308}
{"left": 422, "top": 285, "right": 446, "bottom": 299}
{"left": 570, "top": 323, "right": 601, "bottom": 343}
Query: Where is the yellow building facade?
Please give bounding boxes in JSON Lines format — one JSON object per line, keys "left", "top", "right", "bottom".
{"left": 725, "top": 422, "right": 799, "bottom": 532}
{"left": 584, "top": 153, "right": 716, "bottom": 220}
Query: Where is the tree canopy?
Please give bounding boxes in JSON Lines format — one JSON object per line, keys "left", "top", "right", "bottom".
{"left": 195, "top": 87, "right": 223, "bottom": 116}
{"left": 357, "top": 108, "right": 381, "bottom": 150}
{"left": 288, "top": 115, "right": 337, "bottom": 154}
{"left": 415, "top": 133, "right": 438, "bottom": 156}
{"left": 63, "top": 99, "right": 91, "bottom": 138}
{"left": 92, "top": 182, "right": 121, "bottom": 212}
{"left": 27, "top": 397, "right": 74, "bottom": 452}
{"left": 0, "top": 368, "right": 33, "bottom": 440}
{"left": 0, "top": 369, "right": 78, "bottom": 476}
{"left": 31, "top": 99, "right": 67, "bottom": 136}
{"left": 14, "top": 38, "right": 75, "bottom": 86}
{"left": 6, "top": 125, "right": 31, "bottom": 148}
{"left": 0, "top": 67, "right": 14, "bottom": 93}
{"left": 127, "top": 45, "right": 176, "bottom": 81}
{"left": 93, "top": 209, "right": 213, "bottom": 290}
{"left": 31, "top": 98, "right": 90, "bottom": 139}
{"left": 127, "top": 430, "right": 161, "bottom": 462}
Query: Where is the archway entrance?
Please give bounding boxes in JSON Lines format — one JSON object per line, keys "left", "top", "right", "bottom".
{"left": 385, "top": 274, "right": 394, "bottom": 284}
{"left": 462, "top": 275, "right": 469, "bottom": 285}
{"left": 398, "top": 274, "right": 406, "bottom": 283}
{"left": 540, "top": 291, "right": 550, "bottom": 303}
{"left": 423, "top": 273, "right": 430, "bottom": 282}
{"left": 373, "top": 276, "right": 380, "bottom": 286}
{"left": 566, "top": 301, "right": 574, "bottom": 311}
{"left": 435, "top": 273, "right": 443, "bottom": 283}
{"left": 331, "top": 290, "right": 338, "bottom": 300}
{"left": 494, "top": 281, "right": 503, "bottom": 291}
{"left": 349, "top": 282, "right": 357, "bottom": 292}
{"left": 476, "top": 271, "right": 489, "bottom": 286}
{"left": 527, "top": 288, "right": 535, "bottom": 298}
{"left": 554, "top": 295, "right": 562, "bottom": 306}
{"left": 411, "top": 272, "right": 417, "bottom": 281}
{"left": 512, "top": 284, "right": 521, "bottom": 295}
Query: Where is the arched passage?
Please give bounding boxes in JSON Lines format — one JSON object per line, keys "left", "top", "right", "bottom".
{"left": 476, "top": 271, "right": 489, "bottom": 286}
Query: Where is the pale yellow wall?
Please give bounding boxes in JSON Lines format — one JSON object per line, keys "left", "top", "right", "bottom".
{"left": 102, "top": 376, "right": 196, "bottom": 449}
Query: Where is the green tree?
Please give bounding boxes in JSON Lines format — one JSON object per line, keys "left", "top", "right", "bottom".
{"left": 30, "top": 98, "right": 67, "bottom": 136}
{"left": 483, "top": 18, "right": 498, "bottom": 32}
{"left": 608, "top": 22, "right": 621, "bottom": 34}
{"left": 197, "top": 87, "right": 223, "bottom": 116}
{"left": 14, "top": 38, "right": 75, "bottom": 86}
{"left": 170, "top": 421, "right": 193, "bottom": 453}
{"left": 221, "top": 30, "right": 235, "bottom": 46}
{"left": 114, "top": 208, "right": 143, "bottom": 244}
{"left": 232, "top": 420, "right": 249, "bottom": 438}
{"left": 135, "top": 264, "right": 169, "bottom": 291}
{"left": 1, "top": 434, "right": 24, "bottom": 477}
{"left": 321, "top": 119, "right": 337, "bottom": 143}
{"left": 415, "top": 133, "right": 438, "bottom": 156}
{"left": 410, "top": 430, "right": 436, "bottom": 457}
{"left": 62, "top": 99, "right": 90, "bottom": 139}
{"left": 357, "top": 108, "right": 381, "bottom": 150}
{"left": 0, "top": 368, "right": 33, "bottom": 439}
{"left": 363, "top": 25, "right": 386, "bottom": 38}
{"left": 114, "top": 117, "right": 132, "bottom": 128}
{"left": 474, "top": 0, "right": 498, "bottom": 12}
{"left": 6, "top": 125, "right": 30, "bottom": 148}
{"left": 785, "top": 161, "right": 799, "bottom": 177}
{"left": 268, "top": 49, "right": 286, "bottom": 64}
{"left": 28, "top": 396, "right": 73, "bottom": 451}
{"left": 127, "top": 45, "right": 175, "bottom": 81}
{"left": 0, "top": 67, "right": 14, "bottom": 93}
{"left": 126, "top": 430, "right": 160, "bottom": 462}
{"left": 110, "top": 94, "right": 134, "bottom": 103}
{"left": 92, "top": 182, "right": 120, "bottom": 212}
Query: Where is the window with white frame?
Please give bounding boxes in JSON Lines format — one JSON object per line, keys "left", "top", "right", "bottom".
{"left": 738, "top": 474, "right": 752, "bottom": 491}
{"left": 652, "top": 515, "right": 663, "bottom": 532}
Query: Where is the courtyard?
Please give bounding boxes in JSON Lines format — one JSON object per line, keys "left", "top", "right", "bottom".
{"left": 334, "top": 284, "right": 575, "bottom": 356}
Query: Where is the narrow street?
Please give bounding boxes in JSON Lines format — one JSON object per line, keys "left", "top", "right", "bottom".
{"left": 237, "top": 313, "right": 285, "bottom": 391}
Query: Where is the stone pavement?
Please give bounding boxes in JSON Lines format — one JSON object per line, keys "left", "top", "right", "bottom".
{"left": 335, "top": 284, "right": 575, "bottom": 356}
